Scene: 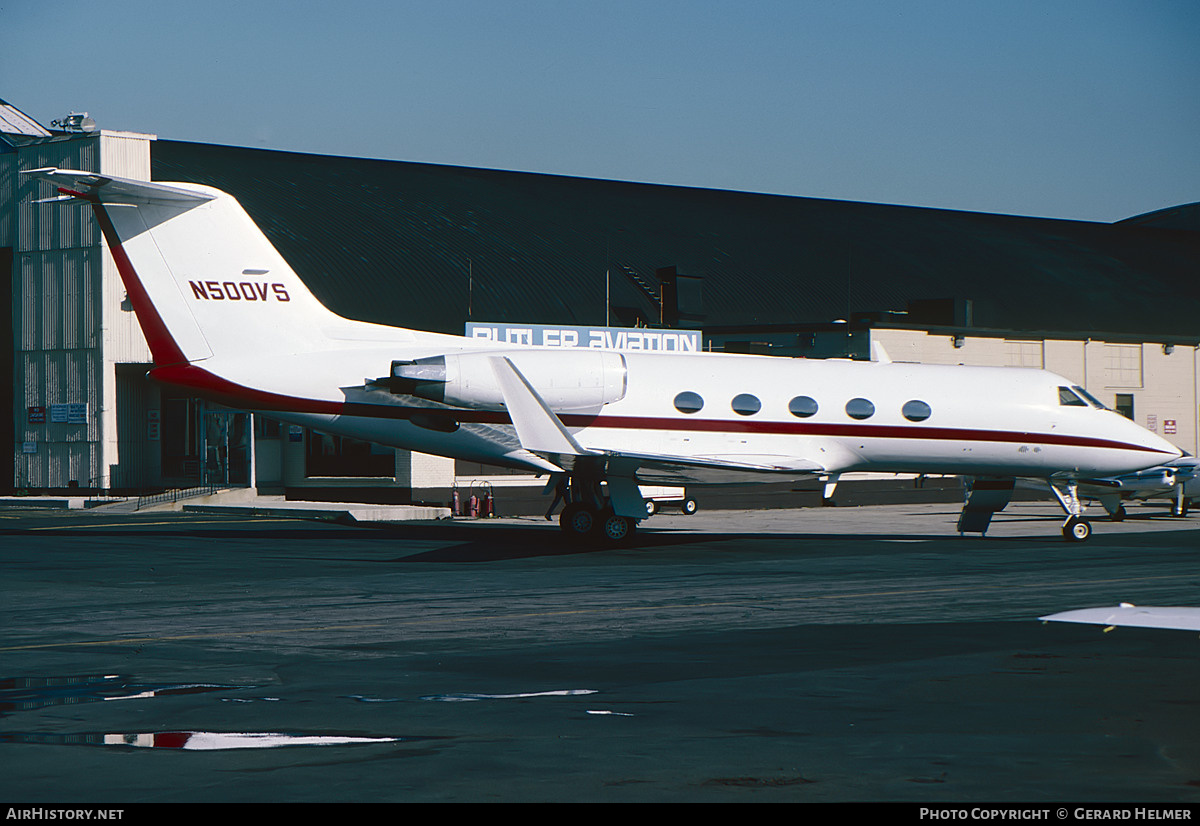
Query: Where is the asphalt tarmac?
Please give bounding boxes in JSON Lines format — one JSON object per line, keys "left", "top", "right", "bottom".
{"left": 1, "top": 500, "right": 1199, "bottom": 804}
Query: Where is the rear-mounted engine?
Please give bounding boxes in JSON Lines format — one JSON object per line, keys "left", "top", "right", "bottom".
{"left": 388, "top": 350, "right": 627, "bottom": 411}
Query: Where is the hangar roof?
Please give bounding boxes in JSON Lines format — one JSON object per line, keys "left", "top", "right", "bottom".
{"left": 152, "top": 140, "right": 1200, "bottom": 340}
{"left": 0, "top": 98, "right": 52, "bottom": 144}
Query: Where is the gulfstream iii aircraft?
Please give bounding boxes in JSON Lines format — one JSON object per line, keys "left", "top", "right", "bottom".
{"left": 26, "top": 168, "right": 1182, "bottom": 543}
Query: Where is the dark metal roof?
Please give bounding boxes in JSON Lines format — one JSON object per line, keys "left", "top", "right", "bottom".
{"left": 152, "top": 140, "right": 1200, "bottom": 339}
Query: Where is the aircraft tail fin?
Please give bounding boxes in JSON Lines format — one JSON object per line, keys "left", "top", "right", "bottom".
{"left": 23, "top": 168, "right": 410, "bottom": 367}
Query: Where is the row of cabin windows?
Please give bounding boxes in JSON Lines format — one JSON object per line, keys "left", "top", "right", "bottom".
{"left": 673, "top": 392, "right": 933, "bottom": 422}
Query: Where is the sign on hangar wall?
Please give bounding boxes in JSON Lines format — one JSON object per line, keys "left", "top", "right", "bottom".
{"left": 465, "top": 322, "right": 702, "bottom": 353}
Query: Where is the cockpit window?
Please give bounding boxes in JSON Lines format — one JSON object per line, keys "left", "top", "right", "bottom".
{"left": 1072, "top": 385, "right": 1107, "bottom": 409}
{"left": 1058, "top": 386, "right": 1087, "bottom": 407}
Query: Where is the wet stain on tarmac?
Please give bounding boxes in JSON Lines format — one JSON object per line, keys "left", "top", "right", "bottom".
{"left": 702, "top": 775, "right": 816, "bottom": 787}
{"left": 0, "top": 674, "right": 247, "bottom": 715}
{"left": 0, "top": 730, "right": 443, "bottom": 750}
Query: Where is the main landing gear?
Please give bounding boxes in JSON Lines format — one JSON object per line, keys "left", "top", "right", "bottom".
{"left": 559, "top": 501, "right": 638, "bottom": 543}
{"left": 547, "top": 463, "right": 641, "bottom": 544}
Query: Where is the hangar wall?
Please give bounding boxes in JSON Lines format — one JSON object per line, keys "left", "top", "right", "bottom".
{"left": 5, "top": 130, "right": 158, "bottom": 491}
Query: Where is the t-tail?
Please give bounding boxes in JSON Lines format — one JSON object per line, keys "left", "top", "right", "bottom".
{"left": 23, "top": 168, "right": 427, "bottom": 367}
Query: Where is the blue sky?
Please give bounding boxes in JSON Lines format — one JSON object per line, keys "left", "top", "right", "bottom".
{"left": 4, "top": 0, "right": 1197, "bottom": 221}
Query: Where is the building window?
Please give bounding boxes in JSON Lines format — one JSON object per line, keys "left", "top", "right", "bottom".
{"left": 1114, "top": 393, "right": 1134, "bottom": 420}
{"left": 254, "top": 415, "right": 282, "bottom": 439}
{"left": 845, "top": 398, "right": 875, "bottom": 420}
{"left": 1104, "top": 345, "right": 1142, "bottom": 388}
{"left": 1005, "top": 340, "right": 1043, "bottom": 368}
{"left": 674, "top": 391, "right": 704, "bottom": 414}
{"left": 731, "top": 394, "right": 761, "bottom": 416}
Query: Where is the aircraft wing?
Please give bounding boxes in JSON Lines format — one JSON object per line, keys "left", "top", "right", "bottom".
{"left": 487, "top": 356, "right": 828, "bottom": 483}
{"left": 1040, "top": 603, "right": 1200, "bottom": 632}
{"left": 603, "top": 452, "right": 826, "bottom": 485}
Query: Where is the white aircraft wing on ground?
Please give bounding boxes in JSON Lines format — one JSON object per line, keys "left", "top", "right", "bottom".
{"left": 1040, "top": 603, "right": 1200, "bottom": 632}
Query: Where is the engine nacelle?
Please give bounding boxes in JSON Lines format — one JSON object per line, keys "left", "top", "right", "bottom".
{"left": 391, "top": 350, "right": 628, "bottom": 411}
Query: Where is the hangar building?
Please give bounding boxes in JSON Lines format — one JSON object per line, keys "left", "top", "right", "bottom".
{"left": 3, "top": 99, "right": 1198, "bottom": 504}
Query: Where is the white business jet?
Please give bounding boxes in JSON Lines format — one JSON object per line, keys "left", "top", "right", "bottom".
{"left": 25, "top": 168, "right": 1182, "bottom": 543}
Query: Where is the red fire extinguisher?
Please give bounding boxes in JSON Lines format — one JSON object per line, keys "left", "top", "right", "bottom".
{"left": 480, "top": 483, "right": 494, "bottom": 518}
{"left": 451, "top": 484, "right": 462, "bottom": 516}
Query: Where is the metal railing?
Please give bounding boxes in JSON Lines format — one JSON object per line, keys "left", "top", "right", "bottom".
{"left": 136, "top": 484, "right": 223, "bottom": 510}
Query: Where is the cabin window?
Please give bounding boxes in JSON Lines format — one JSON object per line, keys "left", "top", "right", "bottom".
{"left": 788, "top": 396, "right": 818, "bottom": 418}
{"left": 902, "top": 400, "right": 932, "bottom": 422}
{"left": 674, "top": 391, "right": 704, "bottom": 414}
{"left": 1058, "top": 386, "right": 1087, "bottom": 407}
{"left": 731, "top": 394, "right": 761, "bottom": 416}
{"left": 845, "top": 398, "right": 875, "bottom": 420}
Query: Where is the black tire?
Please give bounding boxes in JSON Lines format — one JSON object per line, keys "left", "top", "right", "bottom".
{"left": 559, "top": 503, "right": 597, "bottom": 536}
{"left": 600, "top": 513, "right": 636, "bottom": 543}
{"left": 645, "top": 500, "right": 658, "bottom": 516}
{"left": 1063, "top": 516, "right": 1092, "bottom": 542}
{"left": 680, "top": 498, "right": 698, "bottom": 515}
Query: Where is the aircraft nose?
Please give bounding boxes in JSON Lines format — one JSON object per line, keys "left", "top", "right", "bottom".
{"left": 1108, "top": 413, "right": 1183, "bottom": 471}
{"left": 1139, "top": 427, "right": 1183, "bottom": 461}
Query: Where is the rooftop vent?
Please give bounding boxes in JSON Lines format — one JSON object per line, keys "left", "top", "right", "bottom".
{"left": 51, "top": 112, "right": 98, "bottom": 133}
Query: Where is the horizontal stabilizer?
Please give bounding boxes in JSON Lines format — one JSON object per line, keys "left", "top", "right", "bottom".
{"left": 22, "top": 168, "right": 214, "bottom": 204}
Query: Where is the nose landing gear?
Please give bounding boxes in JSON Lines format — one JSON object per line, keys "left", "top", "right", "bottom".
{"left": 1050, "top": 481, "right": 1092, "bottom": 542}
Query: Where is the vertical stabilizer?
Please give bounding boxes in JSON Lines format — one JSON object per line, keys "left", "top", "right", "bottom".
{"left": 24, "top": 168, "right": 376, "bottom": 366}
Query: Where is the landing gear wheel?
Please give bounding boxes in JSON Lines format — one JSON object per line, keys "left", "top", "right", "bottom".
{"left": 559, "top": 503, "right": 597, "bottom": 537}
{"left": 1063, "top": 516, "right": 1092, "bottom": 542}
{"left": 645, "top": 500, "right": 659, "bottom": 516}
{"left": 681, "top": 498, "right": 698, "bottom": 515}
{"left": 1171, "top": 499, "right": 1190, "bottom": 518}
{"left": 1111, "top": 505, "right": 1126, "bottom": 522}
{"left": 600, "top": 512, "right": 637, "bottom": 543}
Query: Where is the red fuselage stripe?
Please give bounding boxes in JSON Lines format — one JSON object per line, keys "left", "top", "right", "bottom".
{"left": 70, "top": 190, "right": 188, "bottom": 366}
{"left": 149, "top": 364, "right": 1175, "bottom": 456}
